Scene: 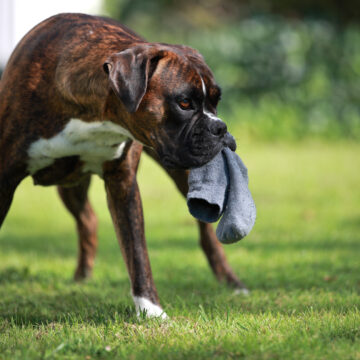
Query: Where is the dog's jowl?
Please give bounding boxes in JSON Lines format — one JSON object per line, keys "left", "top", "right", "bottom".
{"left": 0, "top": 13, "right": 247, "bottom": 318}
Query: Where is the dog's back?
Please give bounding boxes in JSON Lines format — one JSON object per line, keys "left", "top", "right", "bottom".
{"left": 0, "top": 13, "right": 143, "bottom": 129}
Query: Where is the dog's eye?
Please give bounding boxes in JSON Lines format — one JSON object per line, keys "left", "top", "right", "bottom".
{"left": 178, "top": 99, "right": 191, "bottom": 110}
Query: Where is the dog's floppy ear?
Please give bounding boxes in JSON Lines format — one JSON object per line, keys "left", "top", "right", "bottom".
{"left": 103, "top": 45, "right": 163, "bottom": 113}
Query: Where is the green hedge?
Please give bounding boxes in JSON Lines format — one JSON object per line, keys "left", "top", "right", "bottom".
{"left": 187, "top": 19, "right": 360, "bottom": 140}
{"left": 104, "top": 0, "right": 360, "bottom": 140}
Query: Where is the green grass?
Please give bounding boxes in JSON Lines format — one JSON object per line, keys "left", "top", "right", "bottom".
{"left": 0, "top": 139, "right": 359, "bottom": 359}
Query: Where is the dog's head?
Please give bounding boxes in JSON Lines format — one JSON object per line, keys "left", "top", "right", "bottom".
{"left": 103, "top": 43, "right": 236, "bottom": 169}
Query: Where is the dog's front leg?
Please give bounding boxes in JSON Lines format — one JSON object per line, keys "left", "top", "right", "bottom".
{"left": 0, "top": 167, "right": 26, "bottom": 228}
{"left": 103, "top": 146, "right": 167, "bottom": 319}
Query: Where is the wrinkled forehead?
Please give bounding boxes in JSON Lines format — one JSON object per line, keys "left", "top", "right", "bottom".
{"left": 155, "top": 54, "right": 201, "bottom": 91}
{"left": 153, "top": 51, "right": 219, "bottom": 98}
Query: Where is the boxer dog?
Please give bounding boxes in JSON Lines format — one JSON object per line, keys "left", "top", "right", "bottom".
{"left": 0, "top": 13, "right": 247, "bottom": 318}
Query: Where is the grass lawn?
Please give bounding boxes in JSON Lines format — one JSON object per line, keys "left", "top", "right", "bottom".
{"left": 0, "top": 139, "right": 359, "bottom": 359}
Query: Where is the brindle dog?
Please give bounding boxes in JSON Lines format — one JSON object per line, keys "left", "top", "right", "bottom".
{"left": 0, "top": 13, "right": 247, "bottom": 317}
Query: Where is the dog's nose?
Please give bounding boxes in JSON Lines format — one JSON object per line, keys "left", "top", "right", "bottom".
{"left": 210, "top": 120, "right": 227, "bottom": 137}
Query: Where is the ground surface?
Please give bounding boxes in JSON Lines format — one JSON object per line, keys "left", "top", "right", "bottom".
{"left": 0, "top": 141, "right": 359, "bottom": 359}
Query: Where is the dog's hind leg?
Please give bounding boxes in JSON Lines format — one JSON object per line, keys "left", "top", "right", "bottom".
{"left": 144, "top": 147, "right": 249, "bottom": 292}
{"left": 197, "top": 221, "right": 248, "bottom": 292}
{"left": 57, "top": 175, "right": 98, "bottom": 281}
{"left": 165, "top": 169, "right": 248, "bottom": 292}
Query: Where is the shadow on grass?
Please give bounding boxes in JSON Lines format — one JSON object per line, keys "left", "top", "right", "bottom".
{"left": 340, "top": 216, "right": 360, "bottom": 230}
{"left": 0, "top": 266, "right": 39, "bottom": 284}
{"left": 3, "top": 211, "right": 359, "bottom": 258}
{"left": 0, "top": 292, "right": 136, "bottom": 325}
{"left": 1, "top": 231, "right": 359, "bottom": 265}
{"left": 0, "top": 276, "right": 358, "bottom": 327}
{"left": 0, "top": 233, "right": 78, "bottom": 258}
{"left": 1, "top": 223, "right": 359, "bottom": 326}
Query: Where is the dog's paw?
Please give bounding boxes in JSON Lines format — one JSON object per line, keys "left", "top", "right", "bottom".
{"left": 74, "top": 266, "right": 93, "bottom": 282}
{"left": 133, "top": 296, "right": 168, "bottom": 319}
{"left": 233, "top": 288, "right": 250, "bottom": 296}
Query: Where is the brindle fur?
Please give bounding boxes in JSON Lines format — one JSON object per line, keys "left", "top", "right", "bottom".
{"left": 0, "top": 13, "right": 247, "bottom": 312}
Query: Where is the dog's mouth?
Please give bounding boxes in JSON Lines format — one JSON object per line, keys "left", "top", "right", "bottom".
{"left": 157, "top": 131, "right": 236, "bottom": 170}
{"left": 150, "top": 112, "right": 237, "bottom": 170}
{"left": 223, "top": 132, "right": 237, "bottom": 152}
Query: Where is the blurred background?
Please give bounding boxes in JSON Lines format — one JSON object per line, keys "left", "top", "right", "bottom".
{"left": 104, "top": 0, "right": 360, "bottom": 141}
{"left": 1, "top": 0, "right": 360, "bottom": 141}
{"left": 1, "top": 2, "right": 359, "bottom": 357}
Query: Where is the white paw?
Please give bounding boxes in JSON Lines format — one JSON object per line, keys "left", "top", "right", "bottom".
{"left": 233, "top": 288, "right": 250, "bottom": 296}
{"left": 132, "top": 296, "right": 168, "bottom": 319}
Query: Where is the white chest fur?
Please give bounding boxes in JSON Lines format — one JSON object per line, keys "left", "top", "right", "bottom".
{"left": 27, "top": 119, "right": 133, "bottom": 176}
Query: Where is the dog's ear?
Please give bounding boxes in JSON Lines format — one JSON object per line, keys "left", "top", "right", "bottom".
{"left": 103, "top": 45, "right": 163, "bottom": 113}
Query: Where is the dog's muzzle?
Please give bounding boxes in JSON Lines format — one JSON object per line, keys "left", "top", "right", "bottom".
{"left": 157, "top": 115, "right": 237, "bottom": 170}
